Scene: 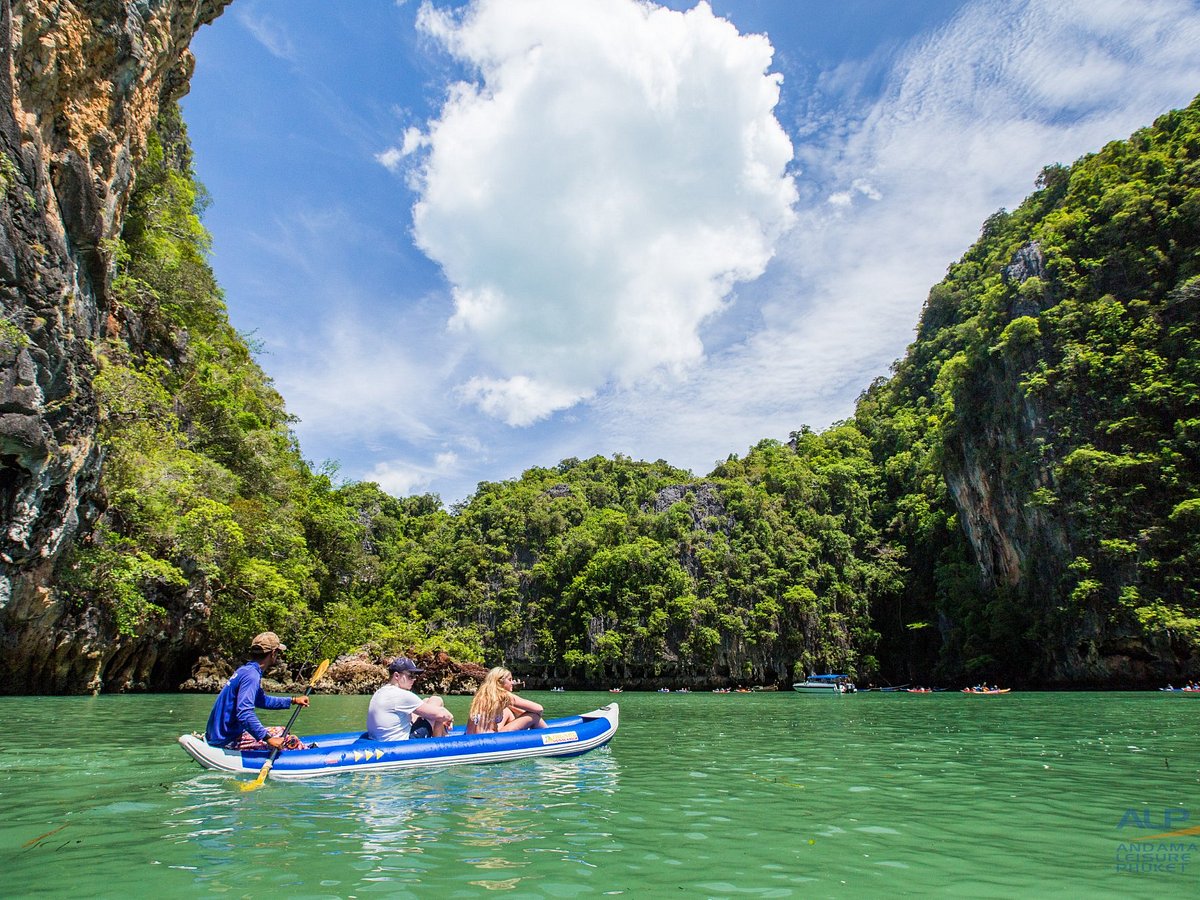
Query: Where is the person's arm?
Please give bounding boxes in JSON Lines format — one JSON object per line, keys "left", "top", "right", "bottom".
{"left": 414, "top": 697, "right": 454, "bottom": 728}
{"left": 502, "top": 692, "right": 545, "bottom": 730}
{"left": 261, "top": 695, "right": 309, "bottom": 749}
{"left": 256, "top": 685, "right": 292, "bottom": 711}
{"left": 506, "top": 692, "right": 543, "bottom": 716}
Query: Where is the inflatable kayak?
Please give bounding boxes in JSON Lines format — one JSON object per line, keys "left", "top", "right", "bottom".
{"left": 178, "top": 704, "right": 618, "bottom": 780}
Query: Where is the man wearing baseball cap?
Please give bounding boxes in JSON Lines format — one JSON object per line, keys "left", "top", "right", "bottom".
{"left": 205, "top": 632, "right": 310, "bottom": 750}
{"left": 366, "top": 657, "right": 454, "bottom": 741}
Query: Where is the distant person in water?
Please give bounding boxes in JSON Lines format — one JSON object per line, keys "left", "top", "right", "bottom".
{"left": 367, "top": 657, "right": 454, "bottom": 741}
{"left": 467, "top": 667, "right": 548, "bottom": 734}
{"left": 205, "top": 632, "right": 308, "bottom": 750}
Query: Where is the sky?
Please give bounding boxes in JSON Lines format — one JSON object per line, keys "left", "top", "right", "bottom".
{"left": 181, "top": 0, "right": 1200, "bottom": 505}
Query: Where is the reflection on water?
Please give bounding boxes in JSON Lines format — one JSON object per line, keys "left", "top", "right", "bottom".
{"left": 161, "top": 739, "right": 621, "bottom": 895}
{"left": 351, "top": 751, "right": 620, "bottom": 891}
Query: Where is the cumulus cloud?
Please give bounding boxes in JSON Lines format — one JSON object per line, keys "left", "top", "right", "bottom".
{"left": 395, "top": 0, "right": 797, "bottom": 425}
{"left": 596, "top": 0, "right": 1200, "bottom": 473}
{"left": 458, "top": 375, "right": 589, "bottom": 427}
{"left": 256, "top": 0, "right": 1200, "bottom": 503}
{"left": 375, "top": 128, "right": 427, "bottom": 174}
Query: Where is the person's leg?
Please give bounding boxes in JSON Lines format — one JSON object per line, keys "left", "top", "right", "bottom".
{"left": 265, "top": 725, "right": 306, "bottom": 749}
{"left": 228, "top": 725, "right": 305, "bottom": 750}
{"left": 414, "top": 696, "right": 453, "bottom": 736}
{"left": 431, "top": 709, "right": 451, "bottom": 737}
{"left": 500, "top": 710, "right": 546, "bottom": 731}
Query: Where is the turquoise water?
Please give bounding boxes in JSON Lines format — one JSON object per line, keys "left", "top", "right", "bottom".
{"left": 1, "top": 690, "right": 1197, "bottom": 897}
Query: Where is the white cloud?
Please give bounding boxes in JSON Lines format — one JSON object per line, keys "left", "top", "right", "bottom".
{"left": 375, "top": 147, "right": 405, "bottom": 172}
{"left": 375, "top": 128, "right": 428, "bottom": 174}
{"left": 592, "top": 0, "right": 1200, "bottom": 472}
{"left": 401, "top": 126, "right": 426, "bottom": 156}
{"left": 458, "top": 375, "right": 590, "bottom": 427}
{"left": 366, "top": 452, "right": 458, "bottom": 497}
{"left": 277, "top": 311, "right": 446, "bottom": 446}
{"left": 225, "top": 0, "right": 1200, "bottom": 505}
{"left": 407, "top": 0, "right": 798, "bottom": 424}
{"left": 235, "top": 9, "right": 297, "bottom": 62}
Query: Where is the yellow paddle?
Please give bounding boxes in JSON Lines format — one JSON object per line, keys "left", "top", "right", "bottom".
{"left": 240, "top": 658, "right": 330, "bottom": 792}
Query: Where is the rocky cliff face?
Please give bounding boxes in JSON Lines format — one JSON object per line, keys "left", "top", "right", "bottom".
{"left": 943, "top": 243, "right": 1067, "bottom": 595}
{"left": 0, "top": 0, "right": 230, "bottom": 693}
{"left": 938, "top": 224, "right": 1198, "bottom": 685}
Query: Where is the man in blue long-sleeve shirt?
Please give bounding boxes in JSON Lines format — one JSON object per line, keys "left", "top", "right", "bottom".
{"left": 205, "top": 632, "right": 308, "bottom": 750}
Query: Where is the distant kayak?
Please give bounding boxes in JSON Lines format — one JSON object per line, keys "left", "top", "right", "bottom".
{"left": 961, "top": 688, "right": 1011, "bottom": 694}
{"left": 178, "top": 704, "right": 618, "bottom": 780}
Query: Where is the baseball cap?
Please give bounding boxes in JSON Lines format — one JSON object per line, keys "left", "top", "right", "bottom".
{"left": 387, "top": 657, "right": 424, "bottom": 675}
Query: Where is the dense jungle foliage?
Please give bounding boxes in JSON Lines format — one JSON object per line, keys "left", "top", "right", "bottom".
{"left": 61, "top": 92, "right": 1200, "bottom": 687}
{"left": 856, "top": 94, "right": 1200, "bottom": 682}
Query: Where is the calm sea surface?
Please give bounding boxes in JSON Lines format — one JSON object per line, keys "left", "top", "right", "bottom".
{"left": 1, "top": 690, "right": 1197, "bottom": 898}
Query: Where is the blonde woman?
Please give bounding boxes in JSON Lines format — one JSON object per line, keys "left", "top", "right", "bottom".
{"left": 467, "top": 667, "right": 547, "bottom": 734}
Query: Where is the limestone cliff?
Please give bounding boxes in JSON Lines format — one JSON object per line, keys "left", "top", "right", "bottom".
{"left": 0, "top": 0, "right": 229, "bottom": 692}
{"left": 887, "top": 99, "right": 1200, "bottom": 686}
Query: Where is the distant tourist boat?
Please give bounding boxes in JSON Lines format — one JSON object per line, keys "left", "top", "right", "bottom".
{"left": 792, "top": 674, "right": 857, "bottom": 694}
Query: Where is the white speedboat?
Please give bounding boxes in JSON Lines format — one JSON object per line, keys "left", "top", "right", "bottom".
{"left": 792, "top": 674, "right": 856, "bottom": 694}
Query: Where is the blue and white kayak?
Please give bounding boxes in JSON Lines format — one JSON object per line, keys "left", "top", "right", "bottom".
{"left": 178, "top": 703, "right": 619, "bottom": 780}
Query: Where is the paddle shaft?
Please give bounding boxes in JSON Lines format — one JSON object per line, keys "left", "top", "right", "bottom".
{"left": 265, "top": 667, "right": 324, "bottom": 762}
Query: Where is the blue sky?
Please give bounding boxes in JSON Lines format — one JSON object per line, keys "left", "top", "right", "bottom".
{"left": 181, "top": 0, "right": 1200, "bottom": 505}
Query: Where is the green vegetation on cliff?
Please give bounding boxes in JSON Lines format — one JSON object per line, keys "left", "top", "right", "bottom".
{"left": 857, "top": 95, "right": 1200, "bottom": 682}
{"left": 64, "top": 106, "right": 485, "bottom": 669}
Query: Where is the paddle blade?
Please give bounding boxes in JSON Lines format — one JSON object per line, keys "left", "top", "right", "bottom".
{"left": 310, "top": 658, "right": 330, "bottom": 686}
{"left": 240, "top": 760, "right": 272, "bottom": 792}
